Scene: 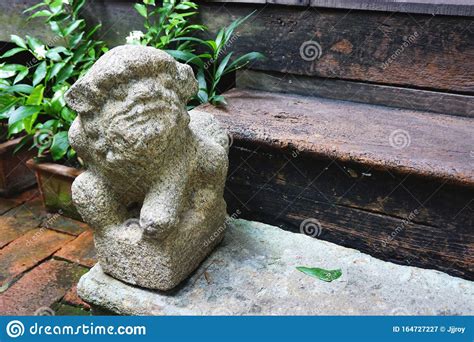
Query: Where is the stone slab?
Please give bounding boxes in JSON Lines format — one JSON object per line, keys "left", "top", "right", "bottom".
{"left": 78, "top": 220, "right": 474, "bottom": 315}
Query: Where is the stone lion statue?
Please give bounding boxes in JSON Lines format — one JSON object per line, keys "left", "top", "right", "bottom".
{"left": 65, "top": 45, "right": 229, "bottom": 291}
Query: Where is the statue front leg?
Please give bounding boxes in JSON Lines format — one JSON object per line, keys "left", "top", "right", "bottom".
{"left": 140, "top": 175, "right": 187, "bottom": 240}
{"left": 72, "top": 172, "right": 127, "bottom": 229}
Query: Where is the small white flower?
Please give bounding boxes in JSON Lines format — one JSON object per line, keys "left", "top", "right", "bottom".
{"left": 126, "top": 31, "right": 145, "bottom": 45}
{"left": 34, "top": 45, "right": 47, "bottom": 59}
{"left": 62, "top": 0, "right": 70, "bottom": 5}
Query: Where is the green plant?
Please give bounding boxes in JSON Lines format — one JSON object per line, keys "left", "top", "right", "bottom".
{"left": 0, "top": 0, "right": 107, "bottom": 164}
{"left": 168, "top": 12, "right": 265, "bottom": 106}
{"left": 131, "top": 1, "right": 265, "bottom": 107}
{"left": 128, "top": 0, "right": 204, "bottom": 52}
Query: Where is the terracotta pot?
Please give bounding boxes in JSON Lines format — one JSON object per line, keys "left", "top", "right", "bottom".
{"left": 26, "top": 159, "right": 83, "bottom": 220}
{"left": 0, "top": 137, "right": 36, "bottom": 197}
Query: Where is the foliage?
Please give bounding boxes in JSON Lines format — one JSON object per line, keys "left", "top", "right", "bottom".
{"left": 127, "top": 0, "right": 204, "bottom": 52}
{"left": 296, "top": 267, "right": 342, "bottom": 282}
{"left": 0, "top": 0, "right": 107, "bottom": 163}
{"left": 167, "top": 12, "right": 265, "bottom": 106}
{"left": 129, "top": 2, "right": 265, "bottom": 107}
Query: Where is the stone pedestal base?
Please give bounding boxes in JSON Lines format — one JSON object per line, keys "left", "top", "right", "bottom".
{"left": 78, "top": 220, "right": 473, "bottom": 315}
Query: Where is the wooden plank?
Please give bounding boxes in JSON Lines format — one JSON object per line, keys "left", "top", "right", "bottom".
{"left": 237, "top": 70, "right": 474, "bottom": 118}
{"left": 223, "top": 141, "right": 473, "bottom": 237}
{"left": 309, "top": 0, "right": 474, "bottom": 17}
{"left": 199, "top": 89, "right": 474, "bottom": 186}
{"left": 267, "top": 0, "right": 309, "bottom": 6}
{"left": 198, "top": 3, "right": 474, "bottom": 93}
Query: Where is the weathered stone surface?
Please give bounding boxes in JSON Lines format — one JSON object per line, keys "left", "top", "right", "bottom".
{"left": 55, "top": 230, "right": 96, "bottom": 268}
{"left": 78, "top": 219, "right": 474, "bottom": 315}
{"left": 0, "top": 229, "right": 74, "bottom": 288}
{"left": 0, "top": 259, "right": 87, "bottom": 315}
{"left": 65, "top": 45, "right": 229, "bottom": 290}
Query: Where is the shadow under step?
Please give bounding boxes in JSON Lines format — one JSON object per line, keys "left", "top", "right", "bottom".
{"left": 195, "top": 88, "right": 474, "bottom": 280}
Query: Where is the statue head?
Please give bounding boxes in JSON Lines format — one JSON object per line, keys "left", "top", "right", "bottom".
{"left": 65, "top": 45, "right": 197, "bottom": 170}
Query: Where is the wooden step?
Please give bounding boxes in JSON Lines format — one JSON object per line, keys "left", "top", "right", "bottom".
{"left": 196, "top": 88, "right": 474, "bottom": 280}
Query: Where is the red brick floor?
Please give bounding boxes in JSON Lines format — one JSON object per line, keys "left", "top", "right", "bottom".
{"left": 0, "top": 188, "right": 95, "bottom": 316}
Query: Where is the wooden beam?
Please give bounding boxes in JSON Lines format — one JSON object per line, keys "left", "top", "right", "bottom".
{"left": 198, "top": 3, "right": 474, "bottom": 93}
{"left": 237, "top": 70, "right": 474, "bottom": 117}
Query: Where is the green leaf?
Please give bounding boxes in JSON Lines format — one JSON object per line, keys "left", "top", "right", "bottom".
{"left": 0, "top": 64, "right": 26, "bottom": 78}
{"left": 134, "top": 3, "right": 148, "bottom": 17}
{"left": 197, "top": 89, "right": 208, "bottom": 104}
{"left": 48, "top": 46, "right": 70, "bottom": 55}
{"left": 73, "top": 0, "right": 87, "bottom": 17}
{"left": 49, "top": 21, "right": 63, "bottom": 36}
{"left": 60, "top": 106, "right": 76, "bottom": 124}
{"left": 215, "top": 52, "right": 232, "bottom": 81}
{"left": 46, "top": 50, "right": 62, "bottom": 61}
{"left": 296, "top": 267, "right": 342, "bottom": 282}
{"left": 0, "top": 47, "right": 26, "bottom": 59}
{"left": 13, "top": 69, "right": 29, "bottom": 84}
{"left": 26, "top": 85, "right": 44, "bottom": 105}
{"left": 10, "top": 35, "right": 27, "bottom": 49}
{"left": 50, "top": 131, "right": 69, "bottom": 161}
{"left": 8, "top": 105, "right": 40, "bottom": 126}
{"left": 56, "top": 64, "right": 74, "bottom": 84}
{"left": 26, "top": 35, "right": 43, "bottom": 51}
{"left": 32, "top": 61, "right": 47, "bottom": 86}
{"left": 0, "top": 84, "right": 34, "bottom": 94}
{"left": 49, "top": 62, "right": 65, "bottom": 80}
{"left": 227, "top": 52, "right": 265, "bottom": 72}
{"left": 210, "top": 94, "right": 227, "bottom": 106}
{"left": 23, "top": 2, "right": 47, "bottom": 14}
{"left": 69, "top": 32, "right": 84, "bottom": 47}
{"left": 165, "top": 50, "right": 204, "bottom": 69}
{"left": 64, "top": 19, "right": 84, "bottom": 37}
{"left": 28, "top": 9, "right": 52, "bottom": 19}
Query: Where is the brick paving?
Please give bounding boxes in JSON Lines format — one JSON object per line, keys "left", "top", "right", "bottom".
{"left": 0, "top": 189, "right": 95, "bottom": 315}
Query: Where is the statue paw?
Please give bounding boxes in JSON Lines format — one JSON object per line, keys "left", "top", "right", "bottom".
{"left": 141, "top": 217, "right": 176, "bottom": 240}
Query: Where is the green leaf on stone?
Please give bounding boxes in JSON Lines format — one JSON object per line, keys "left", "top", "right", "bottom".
{"left": 296, "top": 266, "right": 342, "bottom": 282}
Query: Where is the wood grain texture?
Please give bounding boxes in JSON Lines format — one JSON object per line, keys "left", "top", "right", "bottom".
{"left": 199, "top": 3, "right": 474, "bottom": 93}
{"left": 237, "top": 70, "right": 474, "bottom": 117}
{"left": 202, "top": 0, "right": 474, "bottom": 16}
{"left": 200, "top": 89, "right": 474, "bottom": 186}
